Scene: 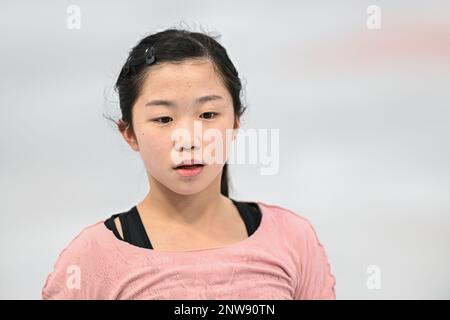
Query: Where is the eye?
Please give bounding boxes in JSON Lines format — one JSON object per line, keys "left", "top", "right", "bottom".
{"left": 152, "top": 116, "right": 173, "bottom": 124}
{"left": 200, "top": 112, "right": 218, "bottom": 120}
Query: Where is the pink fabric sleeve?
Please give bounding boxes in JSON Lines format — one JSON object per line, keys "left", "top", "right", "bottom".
{"left": 293, "top": 217, "right": 336, "bottom": 300}
{"left": 41, "top": 224, "right": 107, "bottom": 300}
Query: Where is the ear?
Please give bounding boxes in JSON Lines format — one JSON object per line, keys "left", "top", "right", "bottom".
{"left": 118, "top": 120, "right": 139, "bottom": 152}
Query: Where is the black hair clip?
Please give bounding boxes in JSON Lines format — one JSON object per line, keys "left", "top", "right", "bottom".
{"left": 144, "top": 46, "right": 156, "bottom": 65}
{"left": 122, "top": 46, "right": 155, "bottom": 77}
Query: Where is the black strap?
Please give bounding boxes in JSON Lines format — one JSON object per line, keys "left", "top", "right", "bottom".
{"left": 231, "top": 199, "right": 262, "bottom": 236}
{"left": 104, "top": 213, "right": 122, "bottom": 240}
{"left": 119, "top": 208, "right": 152, "bottom": 249}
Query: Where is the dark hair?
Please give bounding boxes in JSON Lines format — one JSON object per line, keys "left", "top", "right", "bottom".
{"left": 111, "top": 28, "right": 247, "bottom": 197}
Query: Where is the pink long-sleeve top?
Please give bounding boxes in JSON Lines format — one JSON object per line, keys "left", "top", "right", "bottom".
{"left": 41, "top": 201, "right": 336, "bottom": 299}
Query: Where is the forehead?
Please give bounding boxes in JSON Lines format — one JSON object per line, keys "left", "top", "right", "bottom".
{"left": 140, "top": 59, "right": 228, "bottom": 97}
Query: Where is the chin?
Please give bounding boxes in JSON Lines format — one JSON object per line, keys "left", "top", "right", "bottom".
{"left": 170, "top": 184, "right": 206, "bottom": 196}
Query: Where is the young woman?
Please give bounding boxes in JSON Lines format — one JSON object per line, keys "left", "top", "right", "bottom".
{"left": 41, "top": 28, "right": 336, "bottom": 300}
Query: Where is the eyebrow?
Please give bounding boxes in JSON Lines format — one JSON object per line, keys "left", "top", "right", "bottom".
{"left": 145, "top": 94, "right": 224, "bottom": 108}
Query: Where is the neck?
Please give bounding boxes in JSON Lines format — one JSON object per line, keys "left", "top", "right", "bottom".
{"left": 139, "top": 173, "right": 229, "bottom": 228}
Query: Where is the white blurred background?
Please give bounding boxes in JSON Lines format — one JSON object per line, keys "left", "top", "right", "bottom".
{"left": 1, "top": 0, "right": 449, "bottom": 299}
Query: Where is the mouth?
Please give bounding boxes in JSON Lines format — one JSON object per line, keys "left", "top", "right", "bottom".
{"left": 174, "top": 164, "right": 205, "bottom": 169}
{"left": 173, "top": 158, "right": 205, "bottom": 169}
{"left": 173, "top": 163, "right": 205, "bottom": 177}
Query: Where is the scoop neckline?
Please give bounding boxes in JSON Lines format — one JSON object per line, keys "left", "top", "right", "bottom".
{"left": 101, "top": 201, "right": 268, "bottom": 255}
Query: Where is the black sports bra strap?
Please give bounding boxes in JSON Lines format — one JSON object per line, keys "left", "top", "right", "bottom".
{"left": 118, "top": 213, "right": 132, "bottom": 243}
{"left": 119, "top": 207, "right": 152, "bottom": 249}
{"left": 104, "top": 213, "right": 122, "bottom": 240}
{"left": 231, "top": 199, "right": 261, "bottom": 236}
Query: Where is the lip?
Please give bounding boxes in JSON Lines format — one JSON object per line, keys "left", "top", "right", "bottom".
{"left": 174, "top": 164, "right": 204, "bottom": 177}
{"left": 173, "top": 158, "right": 204, "bottom": 169}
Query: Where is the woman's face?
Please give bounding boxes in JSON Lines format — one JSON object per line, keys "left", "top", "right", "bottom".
{"left": 122, "top": 59, "right": 239, "bottom": 195}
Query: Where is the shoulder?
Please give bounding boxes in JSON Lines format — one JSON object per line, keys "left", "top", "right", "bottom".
{"left": 51, "top": 220, "right": 108, "bottom": 260}
{"left": 256, "top": 201, "right": 321, "bottom": 242}
{"left": 41, "top": 219, "right": 112, "bottom": 299}
{"left": 255, "top": 200, "right": 332, "bottom": 261}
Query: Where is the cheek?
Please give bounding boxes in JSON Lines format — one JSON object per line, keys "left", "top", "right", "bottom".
{"left": 136, "top": 130, "right": 170, "bottom": 169}
{"left": 203, "top": 124, "right": 235, "bottom": 165}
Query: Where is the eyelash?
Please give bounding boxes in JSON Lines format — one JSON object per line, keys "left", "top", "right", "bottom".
{"left": 152, "top": 112, "right": 218, "bottom": 124}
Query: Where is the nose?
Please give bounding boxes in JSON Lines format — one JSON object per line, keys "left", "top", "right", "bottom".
{"left": 173, "top": 120, "right": 202, "bottom": 152}
{"left": 175, "top": 141, "right": 200, "bottom": 152}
